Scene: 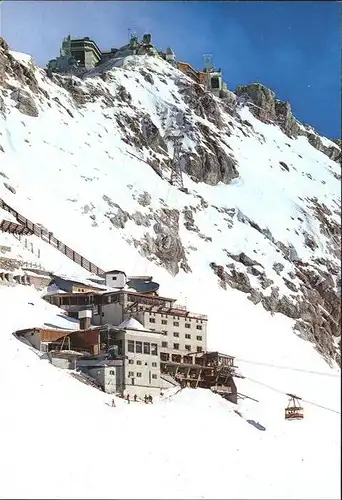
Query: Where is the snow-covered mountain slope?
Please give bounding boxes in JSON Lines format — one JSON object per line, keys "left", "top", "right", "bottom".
{"left": 0, "top": 37, "right": 341, "bottom": 498}
{"left": 0, "top": 38, "right": 340, "bottom": 363}
{"left": 0, "top": 285, "right": 340, "bottom": 500}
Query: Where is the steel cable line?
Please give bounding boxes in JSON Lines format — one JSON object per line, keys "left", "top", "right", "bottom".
{"left": 235, "top": 357, "right": 341, "bottom": 378}
{"left": 241, "top": 375, "right": 341, "bottom": 415}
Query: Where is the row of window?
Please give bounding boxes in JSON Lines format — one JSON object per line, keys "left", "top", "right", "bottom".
{"left": 172, "top": 333, "right": 202, "bottom": 340}
{"left": 149, "top": 318, "right": 203, "bottom": 330}
{"left": 161, "top": 342, "right": 202, "bottom": 352}
{"left": 158, "top": 331, "right": 202, "bottom": 340}
{"left": 128, "top": 360, "right": 158, "bottom": 367}
{"left": 150, "top": 313, "right": 204, "bottom": 324}
{"left": 128, "top": 372, "right": 158, "bottom": 379}
{"left": 127, "top": 340, "right": 158, "bottom": 355}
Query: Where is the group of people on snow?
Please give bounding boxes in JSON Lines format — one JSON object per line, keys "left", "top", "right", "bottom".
{"left": 111, "top": 393, "right": 154, "bottom": 406}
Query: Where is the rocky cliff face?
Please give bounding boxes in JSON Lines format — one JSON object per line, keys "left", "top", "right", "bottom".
{"left": 235, "top": 83, "right": 340, "bottom": 161}
{"left": 0, "top": 36, "right": 340, "bottom": 366}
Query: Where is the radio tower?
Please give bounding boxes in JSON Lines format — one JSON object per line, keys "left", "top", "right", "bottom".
{"left": 203, "top": 53, "right": 213, "bottom": 91}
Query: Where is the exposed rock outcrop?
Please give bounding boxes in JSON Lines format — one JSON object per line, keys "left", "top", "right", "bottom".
{"left": 130, "top": 211, "right": 152, "bottom": 227}
{"left": 235, "top": 83, "right": 341, "bottom": 161}
{"left": 141, "top": 115, "right": 167, "bottom": 151}
{"left": 227, "top": 251, "right": 262, "bottom": 267}
{"left": 3, "top": 182, "right": 16, "bottom": 194}
{"left": 0, "top": 37, "right": 39, "bottom": 94}
{"left": 210, "top": 262, "right": 252, "bottom": 293}
{"left": 103, "top": 195, "right": 130, "bottom": 229}
{"left": 181, "top": 141, "right": 238, "bottom": 186}
{"left": 137, "top": 191, "right": 152, "bottom": 207}
{"left": 182, "top": 207, "right": 200, "bottom": 232}
{"left": 11, "top": 88, "right": 39, "bottom": 117}
{"left": 210, "top": 254, "right": 340, "bottom": 365}
{"left": 135, "top": 209, "right": 190, "bottom": 276}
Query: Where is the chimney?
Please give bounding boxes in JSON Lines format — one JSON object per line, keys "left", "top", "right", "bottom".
{"left": 78, "top": 309, "right": 92, "bottom": 330}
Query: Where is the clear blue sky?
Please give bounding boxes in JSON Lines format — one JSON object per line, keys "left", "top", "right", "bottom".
{"left": 1, "top": 1, "right": 340, "bottom": 138}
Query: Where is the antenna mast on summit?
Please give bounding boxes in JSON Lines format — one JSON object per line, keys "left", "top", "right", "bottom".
{"left": 203, "top": 53, "right": 213, "bottom": 91}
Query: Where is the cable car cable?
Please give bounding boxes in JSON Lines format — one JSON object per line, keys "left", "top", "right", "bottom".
{"left": 242, "top": 375, "right": 341, "bottom": 415}
{"left": 235, "top": 357, "right": 340, "bottom": 378}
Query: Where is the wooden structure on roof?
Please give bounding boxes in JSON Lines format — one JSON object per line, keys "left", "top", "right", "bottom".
{"left": 161, "top": 351, "right": 238, "bottom": 403}
{"left": 177, "top": 61, "right": 200, "bottom": 83}
{"left": 198, "top": 71, "right": 207, "bottom": 86}
{"left": 45, "top": 289, "right": 177, "bottom": 309}
{"left": 15, "top": 326, "right": 104, "bottom": 355}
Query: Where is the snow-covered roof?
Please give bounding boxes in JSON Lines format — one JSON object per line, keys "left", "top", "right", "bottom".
{"left": 53, "top": 273, "right": 108, "bottom": 290}
{"left": 118, "top": 317, "right": 150, "bottom": 332}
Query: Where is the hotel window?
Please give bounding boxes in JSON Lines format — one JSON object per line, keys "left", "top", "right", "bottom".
{"left": 197, "top": 346, "right": 202, "bottom": 353}
{"left": 162, "top": 330, "right": 167, "bottom": 336}
{"left": 185, "top": 324, "right": 191, "bottom": 329}
{"left": 151, "top": 343, "right": 158, "bottom": 356}
{"left": 136, "top": 360, "right": 142, "bottom": 365}
{"left": 127, "top": 340, "right": 134, "bottom": 353}
{"left": 143, "top": 342, "right": 150, "bottom": 355}
{"left": 152, "top": 362, "right": 157, "bottom": 368}
{"left": 128, "top": 359, "right": 134, "bottom": 364}
{"left": 128, "top": 371, "right": 134, "bottom": 377}
{"left": 173, "top": 321, "right": 179, "bottom": 327}
{"left": 185, "top": 334, "right": 191, "bottom": 339}
{"left": 161, "top": 320, "right": 167, "bottom": 325}
{"left": 196, "top": 325, "right": 202, "bottom": 330}
{"left": 185, "top": 345, "right": 191, "bottom": 351}
{"left": 152, "top": 374, "right": 157, "bottom": 379}
{"left": 173, "top": 332, "right": 179, "bottom": 337}
{"left": 136, "top": 372, "right": 142, "bottom": 378}
{"left": 162, "top": 341, "right": 168, "bottom": 348}
{"left": 196, "top": 336, "right": 202, "bottom": 341}
{"left": 109, "top": 370, "right": 115, "bottom": 375}
{"left": 149, "top": 318, "right": 156, "bottom": 323}
{"left": 136, "top": 341, "right": 142, "bottom": 353}
{"left": 173, "top": 343, "right": 179, "bottom": 350}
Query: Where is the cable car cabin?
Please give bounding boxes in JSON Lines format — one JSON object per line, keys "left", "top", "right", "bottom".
{"left": 285, "top": 395, "right": 304, "bottom": 420}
